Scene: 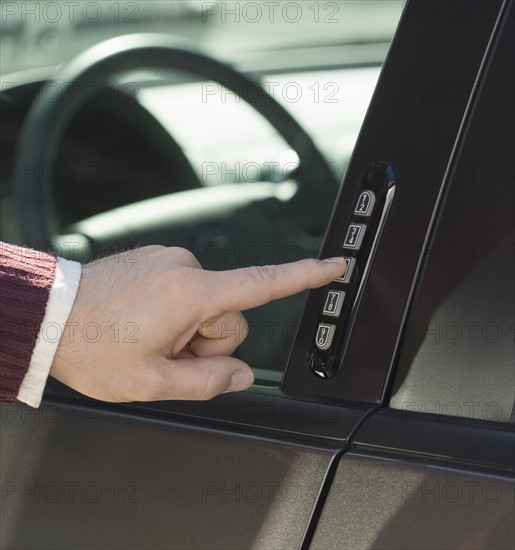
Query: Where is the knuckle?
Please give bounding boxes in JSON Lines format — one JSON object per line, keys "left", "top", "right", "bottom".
{"left": 169, "top": 247, "right": 200, "bottom": 266}
{"left": 197, "top": 372, "right": 222, "bottom": 401}
{"left": 251, "top": 265, "right": 279, "bottom": 300}
{"left": 143, "top": 245, "right": 166, "bottom": 254}
{"left": 254, "top": 264, "right": 278, "bottom": 281}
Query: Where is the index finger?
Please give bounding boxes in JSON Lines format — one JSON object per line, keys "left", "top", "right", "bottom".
{"left": 205, "top": 257, "right": 346, "bottom": 315}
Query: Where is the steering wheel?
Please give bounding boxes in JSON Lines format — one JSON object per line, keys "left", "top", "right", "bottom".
{"left": 15, "top": 33, "right": 338, "bottom": 251}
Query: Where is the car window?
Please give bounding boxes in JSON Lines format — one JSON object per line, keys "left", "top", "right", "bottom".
{"left": 1, "top": 1, "right": 403, "bottom": 72}
{"left": 0, "top": 1, "right": 404, "bottom": 380}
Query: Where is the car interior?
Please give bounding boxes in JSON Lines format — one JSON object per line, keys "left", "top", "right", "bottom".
{"left": 1, "top": 1, "right": 514, "bottom": 549}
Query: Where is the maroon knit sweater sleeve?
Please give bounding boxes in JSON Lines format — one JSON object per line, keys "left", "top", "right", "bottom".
{"left": 0, "top": 242, "right": 56, "bottom": 403}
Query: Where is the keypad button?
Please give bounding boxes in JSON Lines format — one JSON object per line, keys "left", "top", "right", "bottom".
{"left": 322, "top": 290, "right": 345, "bottom": 317}
{"left": 343, "top": 224, "right": 366, "bottom": 251}
{"left": 315, "top": 323, "right": 336, "bottom": 351}
{"left": 354, "top": 190, "right": 376, "bottom": 217}
{"left": 336, "top": 257, "right": 356, "bottom": 284}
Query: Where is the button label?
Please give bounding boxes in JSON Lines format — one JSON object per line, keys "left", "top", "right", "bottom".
{"left": 323, "top": 290, "right": 345, "bottom": 317}
{"left": 343, "top": 224, "right": 366, "bottom": 250}
{"left": 315, "top": 323, "right": 336, "bottom": 351}
{"left": 355, "top": 190, "right": 376, "bottom": 217}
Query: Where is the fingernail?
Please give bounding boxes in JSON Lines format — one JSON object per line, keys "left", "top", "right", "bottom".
{"left": 322, "top": 256, "right": 344, "bottom": 263}
{"left": 226, "top": 370, "right": 254, "bottom": 393}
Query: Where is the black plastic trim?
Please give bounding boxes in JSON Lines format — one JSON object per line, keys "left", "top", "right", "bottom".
{"left": 352, "top": 408, "right": 515, "bottom": 474}
{"left": 43, "top": 378, "right": 372, "bottom": 445}
{"left": 282, "top": 0, "right": 504, "bottom": 403}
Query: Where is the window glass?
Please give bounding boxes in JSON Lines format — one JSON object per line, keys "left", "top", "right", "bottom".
{"left": 0, "top": 1, "right": 404, "bottom": 375}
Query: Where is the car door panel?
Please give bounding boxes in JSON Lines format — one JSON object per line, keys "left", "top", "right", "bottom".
{"left": 1, "top": 400, "right": 340, "bottom": 550}
{"left": 310, "top": 451, "right": 514, "bottom": 550}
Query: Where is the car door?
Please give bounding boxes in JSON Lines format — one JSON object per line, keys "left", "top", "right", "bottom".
{"left": 297, "top": 0, "right": 515, "bottom": 547}
{"left": 1, "top": 1, "right": 513, "bottom": 549}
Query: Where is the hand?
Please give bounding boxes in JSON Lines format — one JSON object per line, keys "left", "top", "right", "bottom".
{"left": 50, "top": 246, "right": 345, "bottom": 402}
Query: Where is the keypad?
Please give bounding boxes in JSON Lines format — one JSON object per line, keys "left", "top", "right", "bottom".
{"left": 308, "top": 162, "right": 396, "bottom": 379}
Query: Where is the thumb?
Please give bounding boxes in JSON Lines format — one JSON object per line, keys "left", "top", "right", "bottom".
{"left": 148, "top": 356, "right": 254, "bottom": 401}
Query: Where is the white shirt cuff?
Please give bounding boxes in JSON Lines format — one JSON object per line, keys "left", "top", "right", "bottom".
{"left": 17, "top": 257, "right": 82, "bottom": 408}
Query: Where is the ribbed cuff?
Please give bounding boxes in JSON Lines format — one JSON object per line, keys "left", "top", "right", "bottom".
{"left": 17, "top": 257, "right": 82, "bottom": 408}
{"left": 0, "top": 243, "right": 56, "bottom": 403}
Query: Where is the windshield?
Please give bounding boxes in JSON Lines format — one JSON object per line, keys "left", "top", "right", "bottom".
{"left": 1, "top": 1, "right": 403, "bottom": 74}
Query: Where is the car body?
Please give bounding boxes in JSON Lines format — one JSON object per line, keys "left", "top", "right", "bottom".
{"left": 1, "top": 1, "right": 513, "bottom": 549}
